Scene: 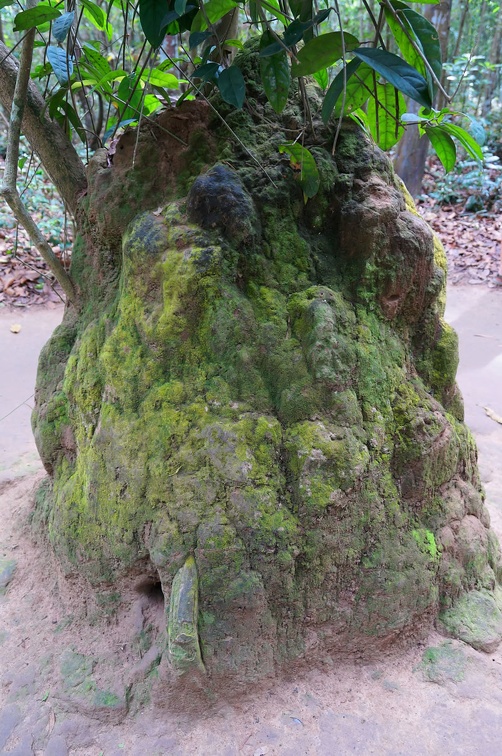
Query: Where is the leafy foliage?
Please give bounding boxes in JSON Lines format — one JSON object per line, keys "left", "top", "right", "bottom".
{"left": 3, "top": 0, "right": 488, "bottom": 197}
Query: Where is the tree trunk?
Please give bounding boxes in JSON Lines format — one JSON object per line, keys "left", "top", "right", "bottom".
{"left": 481, "top": 8, "right": 502, "bottom": 118}
{"left": 393, "top": 100, "right": 430, "bottom": 197}
{"left": 452, "top": 0, "right": 469, "bottom": 59}
{"left": 31, "top": 46, "right": 502, "bottom": 700}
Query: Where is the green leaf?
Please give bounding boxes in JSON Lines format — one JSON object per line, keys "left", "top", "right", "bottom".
{"left": 424, "top": 126, "right": 456, "bottom": 172}
{"left": 440, "top": 122, "right": 484, "bottom": 161}
{"left": 189, "top": 30, "right": 212, "bottom": 48}
{"left": 279, "top": 142, "right": 320, "bottom": 198}
{"left": 259, "top": 30, "right": 290, "bottom": 113}
{"left": 0, "top": 0, "right": 15, "bottom": 9}
{"left": 385, "top": 2, "right": 441, "bottom": 99}
{"left": 349, "top": 107, "right": 370, "bottom": 132}
{"left": 191, "top": 0, "right": 238, "bottom": 32}
{"left": 139, "top": 0, "right": 170, "bottom": 48}
{"left": 13, "top": 5, "right": 61, "bottom": 31}
{"left": 52, "top": 11, "right": 74, "bottom": 43}
{"left": 259, "top": 10, "right": 331, "bottom": 57}
{"left": 46, "top": 46, "right": 73, "bottom": 85}
{"left": 353, "top": 47, "right": 432, "bottom": 109}
{"left": 143, "top": 93, "right": 163, "bottom": 115}
{"left": 366, "top": 82, "right": 406, "bottom": 150}
{"left": 174, "top": 0, "right": 187, "bottom": 14}
{"left": 116, "top": 73, "right": 144, "bottom": 120}
{"left": 81, "top": 45, "right": 111, "bottom": 81}
{"left": 321, "top": 56, "right": 361, "bottom": 123}
{"left": 291, "top": 32, "right": 359, "bottom": 77}
{"left": 193, "top": 61, "right": 221, "bottom": 82}
{"left": 143, "top": 68, "right": 180, "bottom": 88}
{"left": 56, "top": 100, "right": 87, "bottom": 142}
{"left": 217, "top": 65, "right": 245, "bottom": 108}
{"left": 313, "top": 68, "right": 328, "bottom": 90}
{"left": 81, "top": 0, "right": 113, "bottom": 40}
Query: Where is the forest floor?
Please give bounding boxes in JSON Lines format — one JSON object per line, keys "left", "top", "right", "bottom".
{"left": 0, "top": 208, "right": 502, "bottom": 754}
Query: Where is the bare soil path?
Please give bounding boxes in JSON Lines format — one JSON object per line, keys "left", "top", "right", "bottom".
{"left": 0, "top": 284, "right": 501, "bottom": 755}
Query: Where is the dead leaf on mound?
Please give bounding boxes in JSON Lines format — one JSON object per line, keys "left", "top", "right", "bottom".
{"left": 10, "top": 324, "right": 21, "bottom": 334}
{"left": 483, "top": 406, "right": 502, "bottom": 424}
{"left": 46, "top": 709, "right": 56, "bottom": 736}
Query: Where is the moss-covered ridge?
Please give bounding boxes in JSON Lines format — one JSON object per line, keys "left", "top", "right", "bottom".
{"left": 32, "top": 79, "right": 502, "bottom": 686}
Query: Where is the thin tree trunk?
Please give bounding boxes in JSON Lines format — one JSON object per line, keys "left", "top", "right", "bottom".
{"left": 481, "top": 9, "right": 502, "bottom": 117}
{"left": 0, "top": 41, "right": 87, "bottom": 214}
{"left": 452, "top": 0, "right": 469, "bottom": 59}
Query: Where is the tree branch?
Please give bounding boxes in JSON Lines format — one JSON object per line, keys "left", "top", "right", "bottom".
{"left": 0, "top": 26, "right": 77, "bottom": 304}
{"left": 0, "top": 39, "right": 87, "bottom": 215}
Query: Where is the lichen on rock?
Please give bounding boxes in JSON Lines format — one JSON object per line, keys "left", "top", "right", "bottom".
{"left": 32, "top": 46, "right": 502, "bottom": 693}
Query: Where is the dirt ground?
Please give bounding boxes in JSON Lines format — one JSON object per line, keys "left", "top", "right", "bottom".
{"left": 0, "top": 284, "right": 502, "bottom": 755}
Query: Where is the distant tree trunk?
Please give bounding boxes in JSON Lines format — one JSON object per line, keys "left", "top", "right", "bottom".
{"left": 481, "top": 9, "right": 502, "bottom": 118}
{"left": 452, "top": 0, "right": 469, "bottom": 59}
{"left": 393, "top": 0, "right": 452, "bottom": 196}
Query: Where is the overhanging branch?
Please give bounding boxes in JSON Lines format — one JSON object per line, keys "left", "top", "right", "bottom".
{"left": 0, "top": 26, "right": 77, "bottom": 304}
{"left": 0, "top": 39, "right": 87, "bottom": 215}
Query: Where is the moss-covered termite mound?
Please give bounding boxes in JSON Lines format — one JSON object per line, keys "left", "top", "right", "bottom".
{"left": 32, "top": 47, "right": 502, "bottom": 694}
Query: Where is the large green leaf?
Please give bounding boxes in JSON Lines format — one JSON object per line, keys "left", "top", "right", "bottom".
{"left": 259, "top": 30, "right": 290, "bottom": 113}
{"left": 13, "top": 5, "right": 60, "bottom": 31}
{"left": 321, "top": 58, "right": 376, "bottom": 123}
{"left": 385, "top": 2, "right": 441, "bottom": 98}
{"left": 424, "top": 126, "right": 456, "bottom": 172}
{"left": 191, "top": 0, "right": 238, "bottom": 32}
{"left": 440, "top": 122, "right": 484, "bottom": 161}
{"left": 366, "top": 82, "right": 405, "bottom": 150}
{"left": 353, "top": 47, "right": 432, "bottom": 109}
{"left": 116, "top": 73, "right": 144, "bottom": 121}
{"left": 143, "top": 68, "right": 180, "bottom": 88}
{"left": 291, "top": 32, "right": 359, "bottom": 77}
{"left": 81, "top": 0, "right": 113, "bottom": 40}
{"left": 217, "top": 65, "right": 245, "bottom": 108}
{"left": 139, "top": 0, "right": 170, "bottom": 48}
{"left": 81, "top": 45, "right": 111, "bottom": 81}
{"left": 279, "top": 142, "right": 320, "bottom": 199}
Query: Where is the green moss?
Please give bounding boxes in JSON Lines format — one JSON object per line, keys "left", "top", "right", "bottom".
{"left": 412, "top": 528, "right": 439, "bottom": 562}
{"left": 168, "top": 556, "right": 205, "bottom": 674}
{"left": 421, "top": 642, "right": 467, "bottom": 683}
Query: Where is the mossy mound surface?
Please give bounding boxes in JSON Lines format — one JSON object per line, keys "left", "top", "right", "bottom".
{"left": 32, "top": 58, "right": 502, "bottom": 690}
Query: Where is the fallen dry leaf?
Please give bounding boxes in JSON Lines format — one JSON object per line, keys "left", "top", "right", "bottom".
{"left": 483, "top": 406, "right": 502, "bottom": 424}
{"left": 46, "top": 709, "right": 56, "bottom": 736}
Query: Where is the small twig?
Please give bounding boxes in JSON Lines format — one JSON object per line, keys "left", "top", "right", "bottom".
{"left": 0, "top": 5, "right": 76, "bottom": 305}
